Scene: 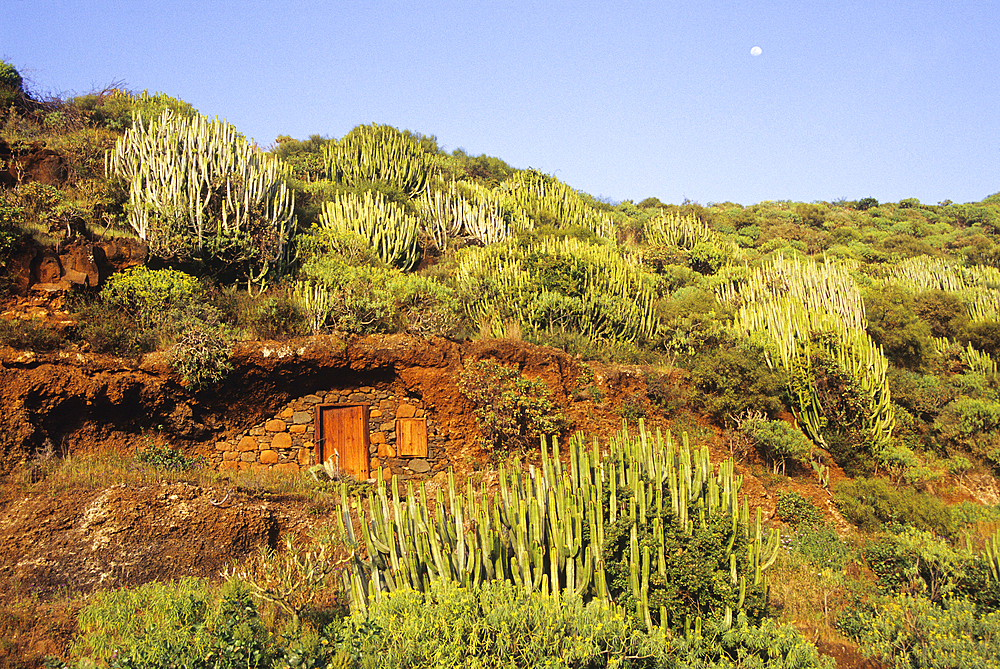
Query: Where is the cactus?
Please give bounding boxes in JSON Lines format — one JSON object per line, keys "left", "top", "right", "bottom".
{"left": 319, "top": 189, "right": 422, "bottom": 271}
{"left": 107, "top": 109, "right": 295, "bottom": 286}
{"left": 723, "top": 255, "right": 895, "bottom": 455}
{"left": 324, "top": 124, "right": 429, "bottom": 196}
{"left": 335, "top": 422, "right": 778, "bottom": 632}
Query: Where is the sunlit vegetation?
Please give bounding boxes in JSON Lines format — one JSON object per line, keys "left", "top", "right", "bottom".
{"left": 4, "top": 60, "right": 1000, "bottom": 667}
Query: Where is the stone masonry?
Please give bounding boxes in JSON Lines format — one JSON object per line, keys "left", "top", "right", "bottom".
{"left": 210, "top": 383, "right": 450, "bottom": 480}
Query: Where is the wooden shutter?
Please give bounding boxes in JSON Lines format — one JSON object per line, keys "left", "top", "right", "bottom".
{"left": 315, "top": 404, "right": 370, "bottom": 479}
{"left": 397, "top": 417, "right": 428, "bottom": 457}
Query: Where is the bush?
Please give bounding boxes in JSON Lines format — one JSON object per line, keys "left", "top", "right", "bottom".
{"left": 850, "top": 594, "right": 1000, "bottom": 669}
{"left": 458, "top": 359, "right": 566, "bottom": 455}
{"left": 101, "top": 266, "right": 200, "bottom": 329}
{"left": 782, "top": 524, "right": 852, "bottom": 570}
{"left": 0, "top": 318, "right": 64, "bottom": 351}
{"left": 337, "top": 579, "right": 645, "bottom": 669}
{"left": 168, "top": 318, "right": 233, "bottom": 390}
{"left": 740, "top": 419, "right": 813, "bottom": 469}
{"left": 835, "top": 478, "right": 956, "bottom": 537}
{"left": 136, "top": 441, "right": 204, "bottom": 472}
{"left": 690, "top": 336, "right": 788, "bottom": 422}
{"left": 775, "top": 491, "right": 824, "bottom": 527}
{"left": 69, "top": 580, "right": 275, "bottom": 669}
{"left": 0, "top": 60, "right": 23, "bottom": 92}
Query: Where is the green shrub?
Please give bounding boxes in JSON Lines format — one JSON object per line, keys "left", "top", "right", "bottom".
{"left": 70, "top": 580, "right": 274, "bottom": 669}
{"left": 782, "top": 524, "right": 852, "bottom": 570}
{"left": 740, "top": 419, "right": 813, "bottom": 469}
{"left": 670, "top": 613, "right": 834, "bottom": 669}
{"left": 775, "top": 491, "right": 824, "bottom": 527}
{"left": 835, "top": 477, "right": 956, "bottom": 536}
{"left": 101, "top": 267, "right": 200, "bottom": 329}
{"left": 338, "top": 579, "right": 645, "bottom": 669}
{"left": 0, "top": 60, "right": 23, "bottom": 92}
{"left": 851, "top": 594, "right": 1000, "bottom": 669}
{"left": 458, "top": 359, "right": 566, "bottom": 455}
{"left": 136, "top": 441, "right": 204, "bottom": 472}
{"left": 168, "top": 318, "right": 233, "bottom": 390}
{"left": 0, "top": 318, "right": 64, "bottom": 352}
{"left": 690, "top": 336, "right": 788, "bottom": 422}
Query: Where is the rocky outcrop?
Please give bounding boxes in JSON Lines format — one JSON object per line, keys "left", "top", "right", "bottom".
{"left": 7, "top": 236, "right": 148, "bottom": 295}
{"left": 0, "top": 140, "right": 69, "bottom": 188}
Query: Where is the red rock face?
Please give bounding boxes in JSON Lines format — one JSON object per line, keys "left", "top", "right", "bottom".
{"left": 0, "top": 140, "right": 69, "bottom": 188}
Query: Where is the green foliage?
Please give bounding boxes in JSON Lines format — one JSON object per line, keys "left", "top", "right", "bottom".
{"left": 458, "top": 359, "right": 565, "bottom": 454}
{"left": 863, "top": 527, "right": 972, "bottom": 602}
{"left": 71, "top": 89, "right": 197, "bottom": 131}
{"left": 136, "top": 441, "right": 204, "bottom": 471}
{"left": 740, "top": 419, "right": 813, "bottom": 468}
{"left": 669, "top": 613, "right": 835, "bottom": 669}
{"left": 0, "top": 318, "right": 64, "bottom": 351}
{"left": 774, "top": 491, "right": 824, "bottom": 527}
{"left": 272, "top": 134, "right": 332, "bottom": 181}
{"left": 935, "top": 398, "right": 1000, "bottom": 468}
{"left": 834, "top": 478, "right": 956, "bottom": 536}
{"left": 457, "top": 237, "right": 659, "bottom": 345}
{"left": 781, "top": 524, "right": 852, "bottom": 570}
{"left": 864, "top": 285, "right": 933, "bottom": 370}
{"left": 602, "top": 493, "right": 767, "bottom": 631}
{"left": 690, "top": 336, "right": 788, "bottom": 422}
{"left": 71, "top": 578, "right": 216, "bottom": 665}
{"left": 856, "top": 197, "right": 879, "bottom": 211}
{"left": 0, "top": 60, "right": 23, "bottom": 92}
{"left": 168, "top": 317, "right": 233, "bottom": 390}
{"left": 850, "top": 594, "right": 1000, "bottom": 669}
{"left": 70, "top": 580, "right": 274, "bottom": 669}
{"left": 100, "top": 266, "right": 200, "bottom": 328}
{"left": 338, "top": 579, "right": 642, "bottom": 669}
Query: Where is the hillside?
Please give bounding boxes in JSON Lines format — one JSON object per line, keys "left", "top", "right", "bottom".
{"left": 2, "top": 61, "right": 1000, "bottom": 669}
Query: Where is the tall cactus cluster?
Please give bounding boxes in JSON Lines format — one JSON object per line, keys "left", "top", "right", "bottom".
{"left": 456, "top": 237, "right": 659, "bottom": 342}
{"left": 499, "top": 170, "right": 617, "bottom": 239}
{"left": 335, "top": 421, "right": 778, "bottom": 631}
{"left": 882, "top": 256, "right": 1000, "bottom": 323}
{"left": 319, "top": 190, "right": 422, "bottom": 271}
{"left": 721, "top": 255, "right": 894, "bottom": 452}
{"left": 645, "top": 211, "right": 738, "bottom": 257}
{"left": 324, "top": 124, "right": 429, "bottom": 196}
{"left": 107, "top": 109, "right": 296, "bottom": 282}
{"left": 418, "top": 178, "right": 528, "bottom": 249}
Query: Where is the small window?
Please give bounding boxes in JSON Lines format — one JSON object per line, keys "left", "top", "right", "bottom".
{"left": 396, "top": 417, "right": 428, "bottom": 457}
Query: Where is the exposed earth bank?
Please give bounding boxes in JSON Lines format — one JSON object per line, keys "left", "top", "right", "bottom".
{"left": 0, "top": 334, "right": 905, "bottom": 667}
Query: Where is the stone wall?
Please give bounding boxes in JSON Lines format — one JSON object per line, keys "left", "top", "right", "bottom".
{"left": 210, "top": 383, "right": 451, "bottom": 480}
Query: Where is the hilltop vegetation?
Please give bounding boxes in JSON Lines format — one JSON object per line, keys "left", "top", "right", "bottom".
{"left": 2, "top": 60, "right": 1000, "bottom": 668}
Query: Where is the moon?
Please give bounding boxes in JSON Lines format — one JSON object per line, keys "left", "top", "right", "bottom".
{"left": 750, "top": 46, "right": 762, "bottom": 56}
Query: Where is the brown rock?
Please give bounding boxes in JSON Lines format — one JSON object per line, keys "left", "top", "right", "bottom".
{"left": 370, "top": 432, "right": 386, "bottom": 445}
{"left": 223, "top": 451, "right": 239, "bottom": 461}
{"left": 271, "top": 433, "right": 293, "bottom": 450}
{"left": 370, "top": 409, "right": 382, "bottom": 418}
{"left": 292, "top": 411, "right": 312, "bottom": 424}
{"left": 289, "top": 424, "right": 307, "bottom": 434}
{"left": 237, "top": 436, "right": 258, "bottom": 452}
{"left": 259, "top": 450, "right": 279, "bottom": 465}
{"left": 264, "top": 419, "right": 286, "bottom": 432}
{"left": 378, "top": 443, "right": 396, "bottom": 458}
{"left": 215, "top": 441, "right": 229, "bottom": 451}
{"left": 280, "top": 408, "right": 294, "bottom": 419}
{"left": 250, "top": 463, "right": 269, "bottom": 473}
{"left": 219, "top": 461, "right": 238, "bottom": 472}
{"left": 297, "top": 448, "right": 312, "bottom": 467}
{"left": 274, "top": 463, "right": 299, "bottom": 474}
{"left": 241, "top": 452, "right": 257, "bottom": 463}
{"left": 397, "top": 403, "right": 417, "bottom": 419}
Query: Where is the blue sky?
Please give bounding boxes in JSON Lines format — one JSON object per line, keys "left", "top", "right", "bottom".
{"left": 3, "top": 0, "right": 997, "bottom": 206}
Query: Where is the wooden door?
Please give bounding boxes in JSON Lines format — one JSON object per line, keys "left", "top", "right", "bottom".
{"left": 397, "top": 417, "right": 428, "bottom": 457}
{"left": 316, "top": 404, "right": 370, "bottom": 479}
